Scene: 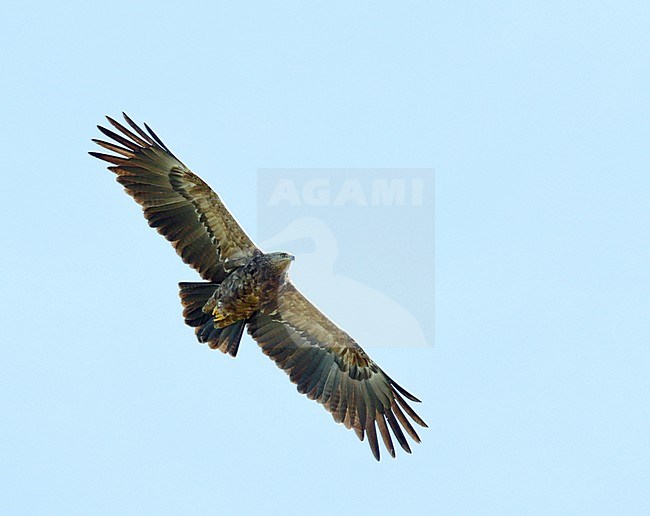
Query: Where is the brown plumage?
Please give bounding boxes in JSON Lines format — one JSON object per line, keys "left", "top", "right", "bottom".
{"left": 90, "top": 113, "right": 427, "bottom": 460}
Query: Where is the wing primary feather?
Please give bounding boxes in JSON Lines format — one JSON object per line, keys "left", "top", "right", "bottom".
{"left": 92, "top": 139, "right": 136, "bottom": 157}
{"left": 376, "top": 413, "right": 395, "bottom": 458}
{"left": 370, "top": 377, "right": 392, "bottom": 409}
{"left": 393, "top": 390, "right": 428, "bottom": 427}
{"left": 326, "top": 368, "right": 343, "bottom": 418}
{"left": 385, "top": 409, "right": 411, "bottom": 453}
{"left": 344, "top": 381, "right": 356, "bottom": 430}
{"left": 121, "top": 112, "right": 155, "bottom": 145}
{"left": 106, "top": 115, "right": 150, "bottom": 147}
{"left": 362, "top": 380, "right": 382, "bottom": 415}
{"left": 366, "top": 416, "right": 380, "bottom": 461}
{"left": 354, "top": 382, "right": 367, "bottom": 440}
{"left": 112, "top": 164, "right": 156, "bottom": 176}
{"left": 386, "top": 375, "right": 422, "bottom": 403}
{"left": 327, "top": 380, "right": 343, "bottom": 423}
{"left": 144, "top": 122, "right": 175, "bottom": 156}
{"left": 392, "top": 401, "right": 421, "bottom": 444}
{"left": 352, "top": 422, "right": 364, "bottom": 441}
{"left": 339, "top": 379, "right": 352, "bottom": 430}
{"left": 97, "top": 125, "right": 141, "bottom": 151}
{"left": 88, "top": 152, "right": 132, "bottom": 166}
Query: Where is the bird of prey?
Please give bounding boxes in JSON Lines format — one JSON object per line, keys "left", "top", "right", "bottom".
{"left": 90, "top": 113, "right": 427, "bottom": 460}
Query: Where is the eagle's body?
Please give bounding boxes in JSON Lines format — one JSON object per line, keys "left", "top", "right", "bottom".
{"left": 91, "top": 114, "right": 426, "bottom": 460}
{"left": 203, "top": 251, "right": 294, "bottom": 328}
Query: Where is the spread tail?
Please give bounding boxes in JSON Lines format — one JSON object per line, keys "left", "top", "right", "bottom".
{"left": 178, "top": 282, "right": 246, "bottom": 357}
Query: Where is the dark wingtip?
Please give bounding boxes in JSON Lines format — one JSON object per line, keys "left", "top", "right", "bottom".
{"left": 88, "top": 151, "right": 129, "bottom": 166}
{"left": 144, "top": 121, "right": 175, "bottom": 156}
{"left": 386, "top": 375, "right": 422, "bottom": 403}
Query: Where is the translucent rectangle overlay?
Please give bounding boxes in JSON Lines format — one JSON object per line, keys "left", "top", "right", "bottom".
{"left": 257, "top": 169, "right": 434, "bottom": 349}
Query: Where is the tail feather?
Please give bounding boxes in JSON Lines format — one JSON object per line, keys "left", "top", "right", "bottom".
{"left": 178, "top": 282, "right": 246, "bottom": 357}
{"left": 179, "top": 281, "right": 218, "bottom": 328}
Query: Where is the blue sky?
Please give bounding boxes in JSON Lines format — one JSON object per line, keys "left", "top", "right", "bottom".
{"left": 1, "top": 1, "right": 649, "bottom": 514}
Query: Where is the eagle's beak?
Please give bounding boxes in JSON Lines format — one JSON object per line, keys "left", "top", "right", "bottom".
{"left": 279, "top": 254, "right": 294, "bottom": 271}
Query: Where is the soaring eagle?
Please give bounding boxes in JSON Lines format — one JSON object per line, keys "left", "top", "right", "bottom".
{"left": 90, "top": 114, "right": 427, "bottom": 460}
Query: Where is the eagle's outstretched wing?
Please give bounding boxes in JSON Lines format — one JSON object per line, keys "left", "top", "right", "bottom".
{"left": 247, "top": 283, "right": 427, "bottom": 460}
{"left": 90, "top": 113, "right": 258, "bottom": 282}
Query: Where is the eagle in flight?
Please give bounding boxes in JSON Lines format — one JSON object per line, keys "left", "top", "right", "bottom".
{"left": 90, "top": 114, "right": 427, "bottom": 460}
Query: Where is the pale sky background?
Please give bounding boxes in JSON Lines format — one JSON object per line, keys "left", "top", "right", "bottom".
{"left": 1, "top": 1, "right": 649, "bottom": 515}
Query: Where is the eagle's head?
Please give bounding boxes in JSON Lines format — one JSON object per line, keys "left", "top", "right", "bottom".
{"left": 267, "top": 251, "right": 295, "bottom": 273}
